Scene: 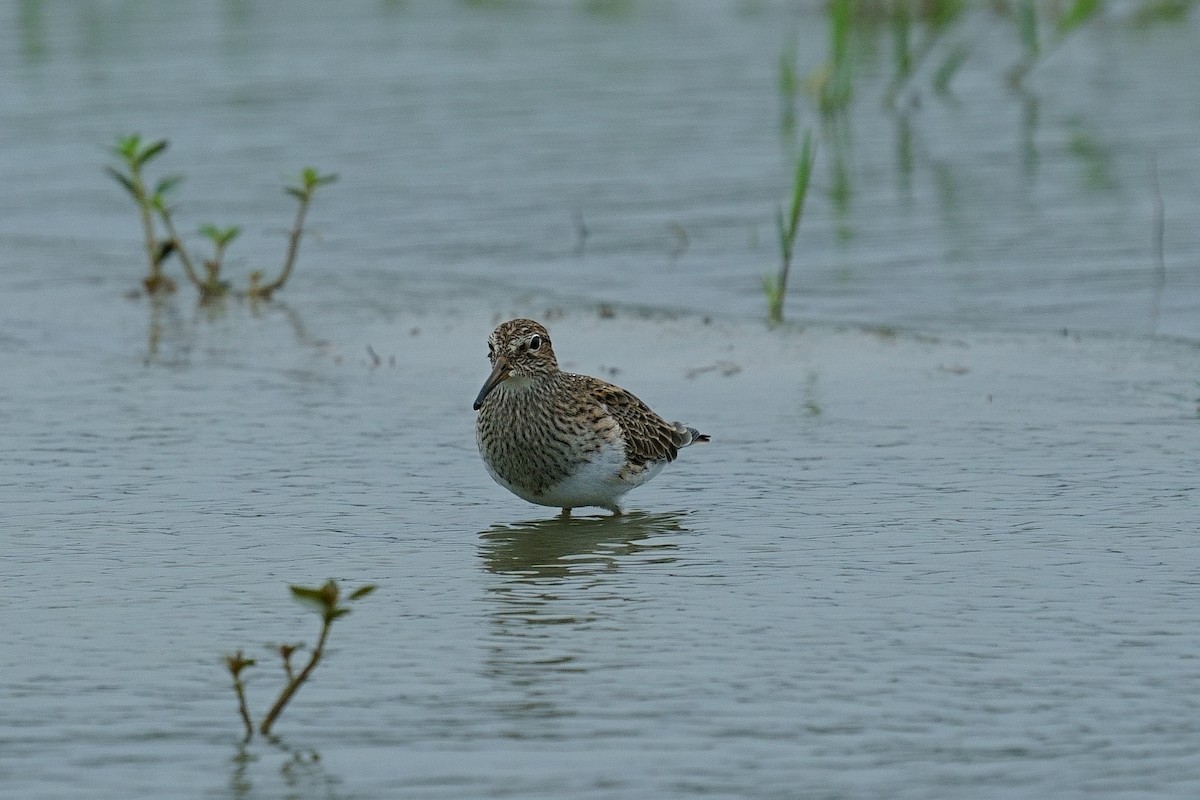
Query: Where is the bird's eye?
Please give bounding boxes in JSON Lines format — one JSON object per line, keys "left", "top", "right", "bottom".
{"left": 528, "top": 335, "right": 542, "bottom": 351}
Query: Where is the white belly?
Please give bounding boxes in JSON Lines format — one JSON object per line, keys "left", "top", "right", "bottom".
{"left": 483, "top": 439, "right": 664, "bottom": 512}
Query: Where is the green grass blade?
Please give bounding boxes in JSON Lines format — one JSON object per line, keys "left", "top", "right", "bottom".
{"left": 785, "top": 130, "right": 816, "bottom": 238}
{"left": 775, "top": 205, "right": 788, "bottom": 258}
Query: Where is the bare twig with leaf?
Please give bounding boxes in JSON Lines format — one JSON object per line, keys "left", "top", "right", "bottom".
{"left": 224, "top": 580, "right": 376, "bottom": 741}
{"left": 249, "top": 168, "right": 338, "bottom": 301}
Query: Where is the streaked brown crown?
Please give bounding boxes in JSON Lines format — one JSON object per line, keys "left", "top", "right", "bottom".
{"left": 487, "top": 318, "right": 559, "bottom": 377}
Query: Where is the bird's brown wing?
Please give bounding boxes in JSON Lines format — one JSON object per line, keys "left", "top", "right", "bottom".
{"left": 582, "top": 377, "right": 686, "bottom": 466}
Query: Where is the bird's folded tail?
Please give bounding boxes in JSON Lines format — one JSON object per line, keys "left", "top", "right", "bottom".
{"left": 673, "top": 423, "right": 711, "bottom": 448}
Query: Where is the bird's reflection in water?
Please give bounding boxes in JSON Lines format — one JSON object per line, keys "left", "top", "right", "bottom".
{"left": 478, "top": 511, "right": 689, "bottom": 725}
{"left": 479, "top": 510, "right": 687, "bottom": 580}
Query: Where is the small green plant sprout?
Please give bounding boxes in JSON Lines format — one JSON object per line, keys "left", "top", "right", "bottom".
{"left": 197, "top": 224, "right": 240, "bottom": 302}
{"left": 224, "top": 580, "right": 375, "bottom": 741}
{"left": 763, "top": 130, "right": 816, "bottom": 325}
{"left": 248, "top": 168, "right": 338, "bottom": 302}
{"left": 107, "top": 135, "right": 335, "bottom": 302}
{"left": 106, "top": 134, "right": 180, "bottom": 295}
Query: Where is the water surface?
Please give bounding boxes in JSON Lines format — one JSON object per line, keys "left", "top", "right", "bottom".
{"left": 3, "top": 3, "right": 1200, "bottom": 798}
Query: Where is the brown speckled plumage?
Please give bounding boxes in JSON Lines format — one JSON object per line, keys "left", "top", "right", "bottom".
{"left": 473, "top": 319, "right": 708, "bottom": 514}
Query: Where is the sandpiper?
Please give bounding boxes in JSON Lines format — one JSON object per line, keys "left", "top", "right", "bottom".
{"left": 473, "top": 318, "right": 709, "bottom": 515}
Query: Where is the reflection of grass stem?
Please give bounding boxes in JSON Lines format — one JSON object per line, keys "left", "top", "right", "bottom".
{"left": 822, "top": 0, "right": 853, "bottom": 114}
{"left": 800, "top": 0, "right": 854, "bottom": 116}
{"left": 778, "top": 33, "right": 799, "bottom": 136}
{"left": 882, "top": 1, "right": 968, "bottom": 105}
{"left": 764, "top": 130, "right": 816, "bottom": 325}
{"left": 1008, "top": 0, "right": 1105, "bottom": 87}
{"left": 890, "top": 3, "right": 912, "bottom": 95}
{"left": 932, "top": 44, "right": 968, "bottom": 96}
{"left": 1132, "top": 0, "right": 1193, "bottom": 26}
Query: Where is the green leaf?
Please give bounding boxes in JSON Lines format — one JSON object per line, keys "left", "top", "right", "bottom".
{"left": 106, "top": 166, "right": 140, "bottom": 201}
{"left": 135, "top": 139, "right": 168, "bottom": 167}
{"left": 290, "top": 584, "right": 329, "bottom": 612}
{"left": 154, "top": 174, "right": 183, "bottom": 198}
{"left": 198, "top": 224, "right": 239, "bottom": 245}
{"left": 326, "top": 607, "right": 352, "bottom": 622}
{"left": 154, "top": 240, "right": 176, "bottom": 267}
{"left": 786, "top": 130, "right": 816, "bottom": 238}
{"left": 115, "top": 134, "right": 141, "bottom": 160}
{"left": 285, "top": 187, "right": 307, "bottom": 201}
{"left": 224, "top": 651, "right": 257, "bottom": 674}
{"left": 348, "top": 584, "right": 376, "bottom": 601}
{"left": 297, "top": 167, "right": 338, "bottom": 190}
